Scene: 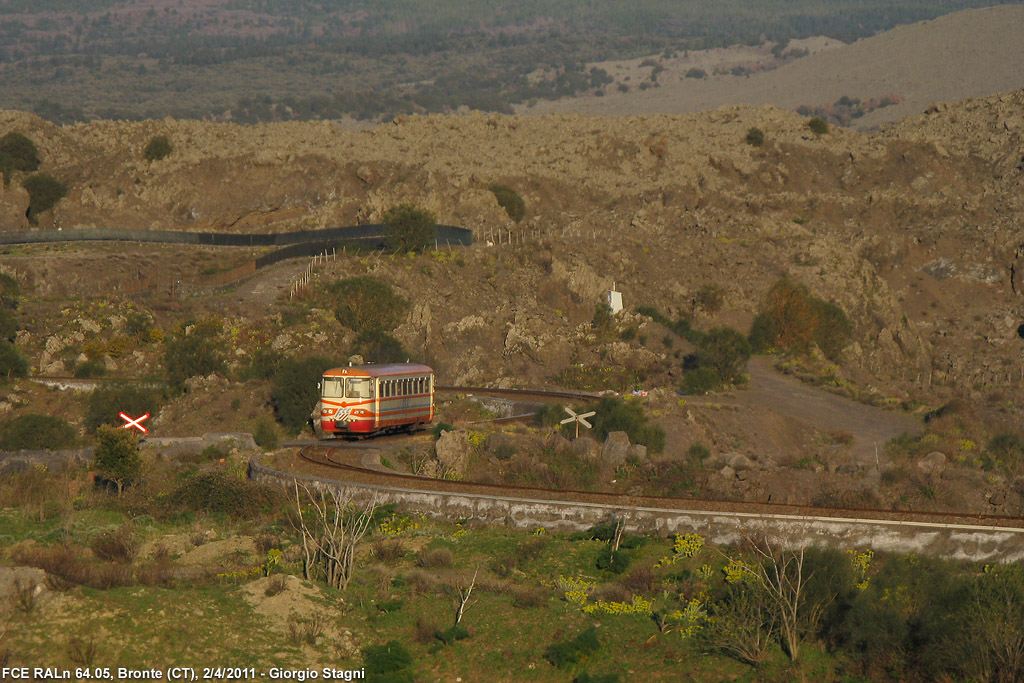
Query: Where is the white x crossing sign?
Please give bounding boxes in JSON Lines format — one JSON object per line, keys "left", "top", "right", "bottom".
{"left": 560, "top": 407, "right": 596, "bottom": 438}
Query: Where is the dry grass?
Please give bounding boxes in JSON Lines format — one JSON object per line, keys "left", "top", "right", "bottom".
{"left": 415, "top": 547, "right": 454, "bottom": 569}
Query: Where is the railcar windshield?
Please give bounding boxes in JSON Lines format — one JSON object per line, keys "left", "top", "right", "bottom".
{"left": 347, "top": 378, "right": 374, "bottom": 399}
{"left": 322, "top": 378, "right": 344, "bottom": 398}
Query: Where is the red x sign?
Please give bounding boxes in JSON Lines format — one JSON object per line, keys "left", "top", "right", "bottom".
{"left": 119, "top": 412, "right": 150, "bottom": 433}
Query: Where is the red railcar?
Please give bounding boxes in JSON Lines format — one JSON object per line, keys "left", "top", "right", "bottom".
{"left": 317, "top": 363, "right": 434, "bottom": 436}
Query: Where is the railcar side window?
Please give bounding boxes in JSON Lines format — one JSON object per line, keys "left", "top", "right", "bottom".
{"left": 323, "top": 378, "right": 343, "bottom": 398}
{"left": 347, "top": 378, "right": 373, "bottom": 399}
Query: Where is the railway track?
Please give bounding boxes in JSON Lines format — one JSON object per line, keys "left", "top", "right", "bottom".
{"left": 293, "top": 440, "right": 1024, "bottom": 534}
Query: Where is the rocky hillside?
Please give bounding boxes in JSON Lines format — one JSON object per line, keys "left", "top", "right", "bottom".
{"left": 1, "top": 89, "right": 1023, "bottom": 409}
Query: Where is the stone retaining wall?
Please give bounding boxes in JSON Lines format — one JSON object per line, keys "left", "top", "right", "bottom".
{"left": 249, "top": 458, "right": 1024, "bottom": 563}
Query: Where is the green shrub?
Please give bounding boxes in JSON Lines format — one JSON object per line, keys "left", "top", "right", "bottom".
{"left": 590, "top": 397, "right": 665, "bottom": 454}
{"left": 0, "top": 307, "right": 17, "bottom": 342}
{"left": 0, "top": 414, "right": 77, "bottom": 451}
{"left": 592, "top": 302, "right": 613, "bottom": 334}
{"left": 352, "top": 329, "right": 407, "bottom": 364}
{"left": 596, "top": 545, "right": 633, "bottom": 574}
{"left": 685, "top": 67, "right": 707, "bottom": 79}
{"left": 23, "top": 173, "right": 67, "bottom": 224}
{"left": 434, "top": 624, "right": 470, "bottom": 646}
{"left": 166, "top": 471, "right": 282, "bottom": 519}
{"left": 807, "top": 117, "right": 829, "bottom": 135}
{"left": 430, "top": 422, "right": 454, "bottom": 440}
{"left": 237, "top": 348, "right": 283, "bottom": 381}
{"left": 270, "top": 356, "right": 337, "bottom": 433}
{"left": 383, "top": 204, "right": 436, "bottom": 253}
{"left": 327, "top": 276, "right": 409, "bottom": 333}
{"left": 745, "top": 127, "right": 765, "bottom": 147}
{"left": 93, "top": 425, "right": 141, "bottom": 495}
{"left": 163, "top": 318, "right": 227, "bottom": 391}
{"left": 0, "top": 340, "right": 29, "bottom": 380}
{"left": 0, "top": 132, "right": 40, "bottom": 173}
{"left": 574, "top": 673, "right": 622, "bottom": 683}
{"left": 253, "top": 415, "right": 279, "bottom": 451}
{"left": 363, "top": 640, "right": 413, "bottom": 676}
{"left": 123, "top": 310, "right": 157, "bottom": 345}
{"left": 680, "top": 366, "right": 721, "bottom": 395}
{"left": 545, "top": 627, "right": 601, "bottom": 669}
{"left": 489, "top": 184, "right": 525, "bottom": 222}
{"left": 534, "top": 403, "right": 565, "bottom": 428}
{"left": 85, "top": 385, "right": 162, "bottom": 433}
{"left": 687, "top": 442, "right": 711, "bottom": 463}
{"left": 695, "top": 326, "right": 751, "bottom": 384}
{"left": 0, "top": 152, "right": 14, "bottom": 185}
{"left": 74, "top": 359, "right": 107, "bottom": 378}
{"left": 143, "top": 135, "right": 173, "bottom": 161}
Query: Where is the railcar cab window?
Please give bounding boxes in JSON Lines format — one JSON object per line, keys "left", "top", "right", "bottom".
{"left": 347, "top": 378, "right": 374, "bottom": 399}
{"left": 323, "top": 378, "right": 344, "bottom": 398}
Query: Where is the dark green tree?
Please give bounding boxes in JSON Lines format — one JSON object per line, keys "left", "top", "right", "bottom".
{"left": 144, "top": 134, "right": 173, "bottom": 161}
{"left": 807, "top": 117, "right": 829, "bottom": 135}
{"left": 352, "top": 329, "right": 407, "bottom": 363}
{"left": 23, "top": 173, "right": 67, "bottom": 224}
{"left": 383, "top": 204, "right": 436, "bottom": 253}
{"left": 270, "top": 355, "right": 337, "bottom": 432}
{"left": 93, "top": 424, "right": 142, "bottom": 495}
{"left": 745, "top": 127, "right": 765, "bottom": 147}
{"left": 0, "top": 340, "right": 28, "bottom": 380}
{"left": 489, "top": 184, "right": 526, "bottom": 222}
{"left": 327, "top": 276, "right": 408, "bottom": 333}
{"left": 695, "top": 326, "right": 752, "bottom": 384}
{"left": 163, "top": 318, "right": 227, "bottom": 391}
{"left": 0, "top": 132, "right": 40, "bottom": 173}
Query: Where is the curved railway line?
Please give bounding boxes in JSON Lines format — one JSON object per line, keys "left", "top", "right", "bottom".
{"left": 293, "top": 440, "right": 1024, "bottom": 534}
{"left": 27, "top": 374, "right": 1024, "bottom": 541}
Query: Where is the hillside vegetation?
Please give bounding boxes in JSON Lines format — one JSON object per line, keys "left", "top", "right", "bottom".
{"left": 0, "top": 0, "right": 1020, "bottom": 122}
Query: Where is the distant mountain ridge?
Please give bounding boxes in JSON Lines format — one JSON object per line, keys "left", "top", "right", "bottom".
{"left": 523, "top": 5, "right": 1024, "bottom": 128}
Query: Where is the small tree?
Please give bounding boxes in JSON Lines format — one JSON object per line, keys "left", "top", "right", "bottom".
{"left": 93, "top": 424, "right": 141, "bottom": 496}
{"left": 489, "top": 184, "right": 525, "bottom": 222}
{"left": 327, "top": 276, "right": 408, "bottom": 333}
{"left": 383, "top": 204, "right": 436, "bottom": 253}
{"left": 695, "top": 326, "right": 752, "bottom": 384}
{"left": 0, "top": 132, "right": 40, "bottom": 173}
{"left": 163, "top": 318, "right": 227, "bottom": 391}
{"left": 269, "top": 355, "right": 337, "bottom": 433}
{"left": 807, "top": 117, "right": 829, "bottom": 136}
{"left": 352, "top": 329, "right": 407, "bottom": 363}
{"left": 745, "top": 127, "right": 765, "bottom": 147}
{"left": 143, "top": 135, "right": 173, "bottom": 161}
{"left": 0, "top": 340, "right": 28, "bottom": 380}
{"left": 22, "top": 173, "right": 67, "bottom": 224}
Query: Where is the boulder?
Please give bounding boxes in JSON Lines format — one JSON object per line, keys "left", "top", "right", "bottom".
{"left": 627, "top": 443, "right": 648, "bottom": 462}
{"left": 545, "top": 433, "right": 571, "bottom": 454}
{"left": 917, "top": 451, "right": 947, "bottom": 475}
{"left": 569, "top": 436, "right": 602, "bottom": 461}
{"left": 724, "top": 452, "right": 756, "bottom": 471}
{"left": 435, "top": 429, "right": 473, "bottom": 476}
{"left": 602, "top": 431, "right": 631, "bottom": 466}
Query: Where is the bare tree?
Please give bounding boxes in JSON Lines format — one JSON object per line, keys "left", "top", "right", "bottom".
{"left": 291, "top": 482, "right": 377, "bottom": 590}
{"left": 453, "top": 567, "right": 479, "bottom": 626}
{"left": 720, "top": 532, "right": 837, "bottom": 663}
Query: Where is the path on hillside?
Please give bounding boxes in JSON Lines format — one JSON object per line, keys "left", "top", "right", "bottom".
{"left": 740, "top": 357, "right": 920, "bottom": 463}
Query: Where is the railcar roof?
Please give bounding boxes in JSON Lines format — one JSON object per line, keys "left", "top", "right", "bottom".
{"left": 323, "top": 363, "right": 433, "bottom": 378}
